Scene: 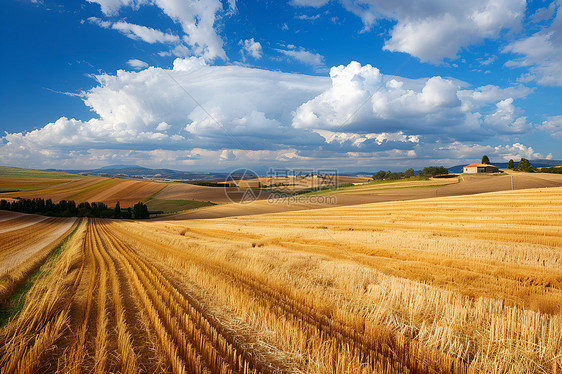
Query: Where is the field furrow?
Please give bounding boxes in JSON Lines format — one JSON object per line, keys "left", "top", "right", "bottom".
{"left": 108, "top": 221, "right": 472, "bottom": 373}
{"left": 94, "top": 222, "right": 138, "bottom": 374}
{"left": 96, "top": 220, "right": 262, "bottom": 374}
{"left": 65, "top": 220, "right": 101, "bottom": 372}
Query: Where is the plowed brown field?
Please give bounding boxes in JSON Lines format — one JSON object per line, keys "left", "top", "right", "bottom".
{"left": 0, "top": 176, "right": 165, "bottom": 207}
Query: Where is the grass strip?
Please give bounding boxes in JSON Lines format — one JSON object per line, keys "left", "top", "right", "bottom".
{"left": 0, "top": 166, "right": 83, "bottom": 179}
{"left": 142, "top": 183, "right": 168, "bottom": 204}
{"left": 146, "top": 199, "right": 216, "bottom": 214}
{"left": 0, "top": 219, "right": 82, "bottom": 327}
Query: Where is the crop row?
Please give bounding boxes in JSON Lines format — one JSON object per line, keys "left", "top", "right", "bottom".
{"left": 110, "top": 214, "right": 561, "bottom": 373}
{"left": 109, "top": 221, "right": 473, "bottom": 373}
{"left": 96, "top": 219, "right": 261, "bottom": 373}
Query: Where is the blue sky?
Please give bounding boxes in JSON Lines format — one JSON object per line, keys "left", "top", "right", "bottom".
{"left": 1, "top": 0, "right": 561, "bottom": 171}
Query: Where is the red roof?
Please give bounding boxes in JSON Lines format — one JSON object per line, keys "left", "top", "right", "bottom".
{"left": 464, "top": 164, "right": 497, "bottom": 167}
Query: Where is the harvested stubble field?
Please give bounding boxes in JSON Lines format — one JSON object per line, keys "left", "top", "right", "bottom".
{"left": 1, "top": 187, "right": 561, "bottom": 373}
{"left": 0, "top": 211, "right": 77, "bottom": 305}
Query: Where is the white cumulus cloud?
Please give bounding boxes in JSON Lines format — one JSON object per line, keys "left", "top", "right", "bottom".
{"left": 457, "top": 84, "right": 533, "bottom": 111}
{"left": 127, "top": 59, "right": 149, "bottom": 70}
{"left": 88, "top": 0, "right": 227, "bottom": 60}
{"left": 503, "top": 3, "right": 562, "bottom": 86}
{"left": 291, "top": 62, "right": 537, "bottom": 142}
{"left": 276, "top": 47, "right": 326, "bottom": 71}
{"left": 483, "top": 98, "right": 530, "bottom": 135}
{"left": 89, "top": 17, "right": 180, "bottom": 44}
{"left": 293, "top": 62, "right": 472, "bottom": 137}
{"left": 538, "top": 115, "right": 562, "bottom": 138}
{"left": 0, "top": 60, "right": 550, "bottom": 169}
{"left": 240, "top": 38, "right": 263, "bottom": 60}
{"left": 292, "top": 0, "right": 525, "bottom": 64}
{"left": 493, "top": 143, "right": 548, "bottom": 160}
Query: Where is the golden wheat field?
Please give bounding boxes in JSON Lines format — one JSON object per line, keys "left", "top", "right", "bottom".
{"left": 1, "top": 187, "right": 561, "bottom": 373}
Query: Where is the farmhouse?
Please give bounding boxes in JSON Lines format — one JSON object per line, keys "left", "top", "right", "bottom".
{"left": 463, "top": 164, "right": 499, "bottom": 173}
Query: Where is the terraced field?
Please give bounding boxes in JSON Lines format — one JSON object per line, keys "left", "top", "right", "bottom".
{"left": 1, "top": 187, "right": 561, "bottom": 373}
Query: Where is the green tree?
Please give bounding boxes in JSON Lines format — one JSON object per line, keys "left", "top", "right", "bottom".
{"left": 507, "top": 159, "right": 515, "bottom": 169}
{"left": 481, "top": 155, "right": 490, "bottom": 164}
{"left": 113, "top": 201, "right": 122, "bottom": 219}
{"left": 404, "top": 168, "right": 415, "bottom": 178}
{"left": 133, "top": 202, "right": 149, "bottom": 219}
{"left": 422, "top": 166, "right": 449, "bottom": 176}
{"left": 373, "top": 170, "right": 387, "bottom": 180}
{"left": 517, "top": 158, "right": 533, "bottom": 172}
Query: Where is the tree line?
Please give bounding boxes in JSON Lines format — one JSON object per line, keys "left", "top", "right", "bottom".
{"left": 506, "top": 158, "right": 562, "bottom": 173}
{"left": 539, "top": 166, "right": 562, "bottom": 174}
{"left": 482, "top": 155, "right": 562, "bottom": 173}
{"left": 0, "top": 198, "right": 151, "bottom": 219}
{"left": 372, "top": 166, "right": 448, "bottom": 181}
{"left": 506, "top": 158, "right": 533, "bottom": 172}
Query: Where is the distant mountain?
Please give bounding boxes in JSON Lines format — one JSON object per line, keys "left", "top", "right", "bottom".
{"left": 47, "top": 165, "right": 376, "bottom": 180}
{"left": 43, "top": 159, "right": 562, "bottom": 179}
{"left": 447, "top": 159, "right": 562, "bottom": 173}
{"left": 528, "top": 159, "right": 562, "bottom": 167}
{"left": 97, "top": 164, "right": 148, "bottom": 171}
{"left": 46, "top": 165, "right": 232, "bottom": 181}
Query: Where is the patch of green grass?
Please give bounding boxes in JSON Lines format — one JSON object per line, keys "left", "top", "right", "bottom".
{"left": 143, "top": 184, "right": 168, "bottom": 203}
{"left": 368, "top": 176, "right": 431, "bottom": 185}
{"left": 296, "top": 183, "right": 355, "bottom": 196}
{"left": 145, "top": 199, "right": 216, "bottom": 213}
{"left": 306, "top": 176, "right": 458, "bottom": 196}
{"left": 0, "top": 220, "right": 82, "bottom": 327}
{"left": 0, "top": 188, "right": 20, "bottom": 193}
{"left": 364, "top": 183, "right": 453, "bottom": 191}
{"left": 0, "top": 166, "right": 83, "bottom": 179}
{"left": 538, "top": 166, "right": 562, "bottom": 174}
{"left": 1, "top": 186, "right": 54, "bottom": 193}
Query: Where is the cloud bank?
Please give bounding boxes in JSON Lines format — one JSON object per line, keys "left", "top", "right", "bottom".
{"left": 0, "top": 60, "right": 549, "bottom": 170}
